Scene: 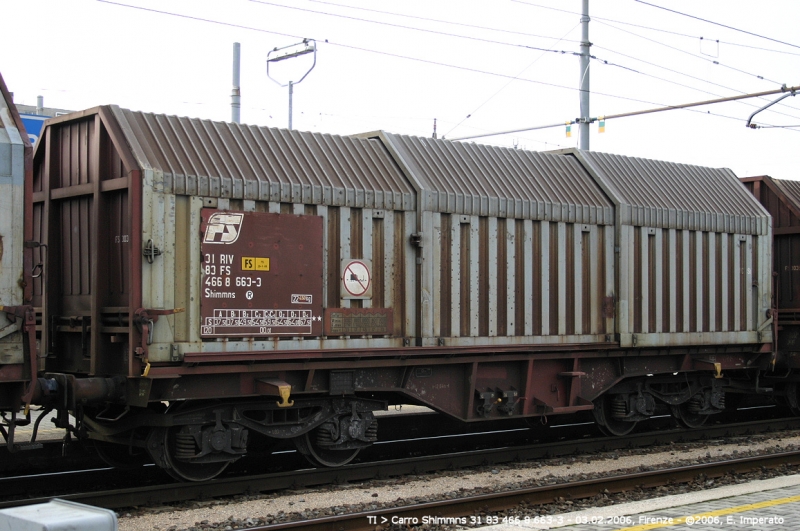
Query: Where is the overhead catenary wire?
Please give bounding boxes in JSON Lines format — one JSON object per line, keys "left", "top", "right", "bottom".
{"left": 508, "top": 0, "right": 800, "bottom": 120}
{"left": 254, "top": 0, "right": 786, "bottom": 109}
{"left": 254, "top": 0, "right": 784, "bottom": 91}
{"left": 600, "top": 22, "right": 800, "bottom": 57}
{"left": 512, "top": 0, "right": 797, "bottom": 113}
{"left": 592, "top": 43, "right": 800, "bottom": 122}
{"left": 513, "top": 0, "right": 800, "bottom": 57}
{"left": 97, "top": 1, "right": 800, "bottom": 136}
{"left": 101, "top": 1, "right": 572, "bottom": 82}
{"left": 443, "top": 23, "right": 581, "bottom": 138}
{"left": 249, "top": 0, "right": 577, "bottom": 55}
{"left": 308, "top": 0, "right": 800, "bottom": 113}
{"left": 98, "top": 0, "right": 700, "bottom": 112}
{"left": 308, "top": 0, "right": 581, "bottom": 43}
{"left": 594, "top": 19, "right": 800, "bottom": 117}
{"left": 593, "top": 19, "right": 782, "bottom": 86}
{"left": 448, "top": 85, "right": 800, "bottom": 141}
{"left": 634, "top": 0, "right": 800, "bottom": 50}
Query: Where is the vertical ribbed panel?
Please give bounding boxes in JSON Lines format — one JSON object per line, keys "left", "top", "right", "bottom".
{"left": 434, "top": 217, "right": 611, "bottom": 343}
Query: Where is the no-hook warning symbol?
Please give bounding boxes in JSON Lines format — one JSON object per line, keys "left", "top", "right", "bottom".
{"left": 341, "top": 259, "right": 372, "bottom": 299}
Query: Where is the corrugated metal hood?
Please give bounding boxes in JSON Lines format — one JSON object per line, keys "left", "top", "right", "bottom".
{"left": 565, "top": 149, "right": 770, "bottom": 235}
{"left": 110, "top": 106, "right": 416, "bottom": 211}
{"left": 363, "top": 132, "right": 614, "bottom": 225}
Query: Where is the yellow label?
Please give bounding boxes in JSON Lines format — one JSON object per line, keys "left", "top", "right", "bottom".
{"left": 242, "top": 257, "right": 270, "bottom": 271}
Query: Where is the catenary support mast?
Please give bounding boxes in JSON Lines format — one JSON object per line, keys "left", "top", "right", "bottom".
{"left": 232, "top": 42, "right": 241, "bottom": 124}
{"left": 579, "top": 0, "right": 591, "bottom": 150}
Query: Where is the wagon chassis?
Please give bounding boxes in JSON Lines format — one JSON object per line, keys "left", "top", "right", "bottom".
{"left": 6, "top": 340, "right": 777, "bottom": 480}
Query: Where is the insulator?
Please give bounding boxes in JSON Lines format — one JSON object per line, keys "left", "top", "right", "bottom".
{"left": 611, "top": 396, "right": 628, "bottom": 420}
{"left": 174, "top": 432, "right": 197, "bottom": 460}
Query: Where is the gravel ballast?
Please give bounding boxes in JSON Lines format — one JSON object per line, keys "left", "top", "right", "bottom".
{"left": 117, "top": 431, "right": 800, "bottom": 531}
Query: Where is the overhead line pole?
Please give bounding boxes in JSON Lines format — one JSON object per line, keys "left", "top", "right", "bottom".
{"left": 579, "top": 0, "right": 591, "bottom": 150}
{"left": 448, "top": 85, "right": 800, "bottom": 141}
{"left": 232, "top": 42, "right": 241, "bottom": 124}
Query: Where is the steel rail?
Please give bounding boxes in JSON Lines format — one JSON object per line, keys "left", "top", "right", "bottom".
{"left": 247, "top": 450, "right": 800, "bottom": 531}
{"left": 1, "top": 416, "right": 798, "bottom": 510}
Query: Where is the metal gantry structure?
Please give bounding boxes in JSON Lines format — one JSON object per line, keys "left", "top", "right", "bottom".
{"left": 266, "top": 39, "right": 317, "bottom": 130}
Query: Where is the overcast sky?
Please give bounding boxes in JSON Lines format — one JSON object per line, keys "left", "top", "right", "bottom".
{"left": 3, "top": 0, "right": 799, "bottom": 179}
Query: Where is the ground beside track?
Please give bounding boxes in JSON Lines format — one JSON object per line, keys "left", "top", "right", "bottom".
{"left": 117, "top": 430, "right": 800, "bottom": 531}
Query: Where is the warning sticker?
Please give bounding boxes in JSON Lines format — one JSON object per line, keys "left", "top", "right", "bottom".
{"left": 341, "top": 259, "right": 372, "bottom": 299}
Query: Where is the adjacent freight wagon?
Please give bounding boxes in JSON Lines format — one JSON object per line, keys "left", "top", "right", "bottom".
{"left": 0, "top": 73, "right": 33, "bottom": 413}
{"left": 0, "top": 102, "right": 786, "bottom": 481}
{"left": 742, "top": 175, "right": 800, "bottom": 413}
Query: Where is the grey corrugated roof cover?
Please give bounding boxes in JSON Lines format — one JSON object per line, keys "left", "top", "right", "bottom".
{"left": 773, "top": 178, "right": 800, "bottom": 212}
{"left": 110, "top": 107, "right": 416, "bottom": 211}
{"left": 367, "top": 132, "right": 614, "bottom": 225}
{"left": 569, "top": 150, "right": 770, "bottom": 235}
{"left": 0, "top": 73, "right": 28, "bottom": 178}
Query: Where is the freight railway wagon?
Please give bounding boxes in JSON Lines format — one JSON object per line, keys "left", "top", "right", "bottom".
{"left": 0, "top": 102, "right": 785, "bottom": 481}
{"left": 0, "top": 73, "right": 33, "bottom": 417}
{"left": 742, "top": 175, "right": 800, "bottom": 412}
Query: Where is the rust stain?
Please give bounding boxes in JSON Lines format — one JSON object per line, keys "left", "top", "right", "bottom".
{"left": 602, "top": 295, "right": 615, "bottom": 319}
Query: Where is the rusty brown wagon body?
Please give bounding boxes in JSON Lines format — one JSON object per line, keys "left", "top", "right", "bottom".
{"left": 0, "top": 102, "right": 785, "bottom": 480}
{"left": 741, "top": 175, "right": 800, "bottom": 414}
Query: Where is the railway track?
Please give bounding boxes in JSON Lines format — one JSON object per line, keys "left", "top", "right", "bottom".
{"left": 247, "top": 450, "right": 800, "bottom": 531}
{"left": 2, "top": 415, "right": 799, "bottom": 511}
{"left": 0, "top": 410, "right": 551, "bottom": 475}
{"left": 0, "top": 400, "right": 781, "bottom": 474}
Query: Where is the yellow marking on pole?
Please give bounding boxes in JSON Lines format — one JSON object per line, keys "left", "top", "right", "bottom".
{"left": 611, "top": 493, "right": 800, "bottom": 531}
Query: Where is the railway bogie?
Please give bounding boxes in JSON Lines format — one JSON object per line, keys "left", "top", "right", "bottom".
{"left": 0, "top": 88, "right": 795, "bottom": 480}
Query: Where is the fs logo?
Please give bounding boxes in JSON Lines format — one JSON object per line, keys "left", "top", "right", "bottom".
{"left": 204, "top": 213, "right": 244, "bottom": 244}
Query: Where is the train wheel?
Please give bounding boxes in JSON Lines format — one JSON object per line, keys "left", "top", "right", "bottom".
{"left": 671, "top": 404, "right": 708, "bottom": 429}
{"left": 157, "top": 402, "right": 232, "bottom": 482}
{"left": 294, "top": 429, "right": 360, "bottom": 467}
{"left": 593, "top": 395, "right": 637, "bottom": 436}
{"left": 159, "top": 426, "right": 231, "bottom": 482}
